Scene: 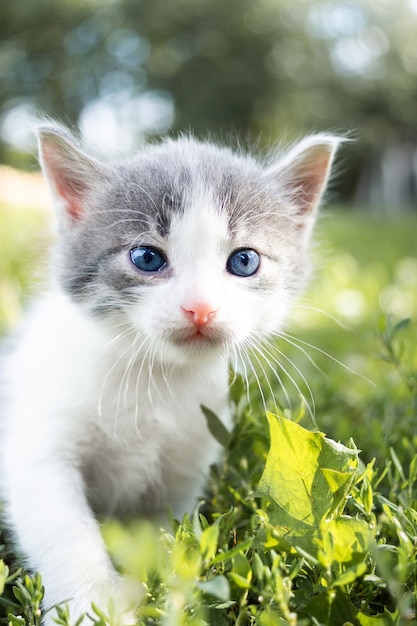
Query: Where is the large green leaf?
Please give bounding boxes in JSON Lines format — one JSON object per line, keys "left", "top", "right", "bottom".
{"left": 257, "top": 413, "right": 369, "bottom": 558}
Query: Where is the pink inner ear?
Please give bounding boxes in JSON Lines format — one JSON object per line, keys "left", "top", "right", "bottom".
{"left": 54, "top": 178, "right": 84, "bottom": 221}
{"left": 292, "top": 149, "right": 333, "bottom": 216}
{"left": 42, "top": 147, "right": 86, "bottom": 221}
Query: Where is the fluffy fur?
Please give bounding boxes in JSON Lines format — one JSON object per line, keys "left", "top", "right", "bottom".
{"left": 0, "top": 125, "right": 339, "bottom": 624}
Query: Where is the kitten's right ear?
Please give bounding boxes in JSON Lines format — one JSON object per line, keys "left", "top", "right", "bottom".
{"left": 266, "top": 134, "right": 341, "bottom": 220}
{"left": 37, "top": 124, "right": 105, "bottom": 226}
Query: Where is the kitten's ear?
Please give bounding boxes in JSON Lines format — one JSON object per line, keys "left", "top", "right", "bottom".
{"left": 267, "top": 134, "right": 340, "bottom": 219}
{"left": 37, "top": 124, "right": 105, "bottom": 226}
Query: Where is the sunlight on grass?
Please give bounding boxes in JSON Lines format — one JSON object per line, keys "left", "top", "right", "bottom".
{"left": 296, "top": 213, "right": 417, "bottom": 331}
{"left": 0, "top": 204, "right": 50, "bottom": 331}
{"left": 1, "top": 204, "right": 416, "bottom": 625}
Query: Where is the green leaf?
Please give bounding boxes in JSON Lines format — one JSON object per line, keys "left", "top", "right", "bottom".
{"left": 332, "top": 561, "right": 367, "bottom": 587}
{"left": 229, "top": 374, "right": 245, "bottom": 406}
{"left": 0, "top": 560, "right": 9, "bottom": 595}
{"left": 358, "top": 609, "right": 399, "bottom": 625}
{"left": 389, "top": 447, "right": 406, "bottom": 481}
{"left": 305, "top": 587, "right": 359, "bottom": 626}
{"left": 228, "top": 572, "right": 252, "bottom": 589}
{"left": 258, "top": 609, "right": 288, "bottom": 626}
{"left": 232, "top": 553, "right": 251, "bottom": 579}
{"left": 210, "top": 538, "right": 253, "bottom": 565}
{"left": 393, "top": 317, "right": 411, "bottom": 335}
{"left": 199, "top": 524, "right": 219, "bottom": 561}
{"left": 197, "top": 576, "right": 230, "bottom": 601}
{"left": 320, "top": 468, "right": 358, "bottom": 517}
{"left": 229, "top": 553, "right": 252, "bottom": 590}
{"left": 257, "top": 413, "right": 360, "bottom": 555}
{"left": 320, "top": 517, "right": 373, "bottom": 566}
{"left": 201, "top": 405, "right": 230, "bottom": 447}
{"left": 8, "top": 615, "right": 26, "bottom": 626}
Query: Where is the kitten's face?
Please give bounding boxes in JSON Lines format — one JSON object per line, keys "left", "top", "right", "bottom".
{"left": 118, "top": 182, "right": 293, "bottom": 364}
{"left": 38, "top": 129, "right": 338, "bottom": 366}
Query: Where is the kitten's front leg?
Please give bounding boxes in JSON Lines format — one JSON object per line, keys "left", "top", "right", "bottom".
{"left": 4, "top": 451, "right": 136, "bottom": 625}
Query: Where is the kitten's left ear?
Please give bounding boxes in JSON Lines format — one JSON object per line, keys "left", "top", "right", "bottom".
{"left": 267, "top": 134, "right": 341, "bottom": 221}
{"left": 37, "top": 124, "right": 107, "bottom": 228}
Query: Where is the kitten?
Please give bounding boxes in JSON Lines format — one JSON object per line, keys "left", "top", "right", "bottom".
{"left": 0, "top": 124, "right": 339, "bottom": 624}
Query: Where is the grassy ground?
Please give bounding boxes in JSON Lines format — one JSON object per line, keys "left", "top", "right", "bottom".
{"left": 0, "top": 204, "right": 416, "bottom": 625}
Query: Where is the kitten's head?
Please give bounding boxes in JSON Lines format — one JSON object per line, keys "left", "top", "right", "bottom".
{"left": 38, "top": 124, "right": 339, "bottom": 366}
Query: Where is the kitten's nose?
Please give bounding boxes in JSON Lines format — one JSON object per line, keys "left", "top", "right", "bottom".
{"left": 182, "top": 303, "right": 218, "bottom": 328}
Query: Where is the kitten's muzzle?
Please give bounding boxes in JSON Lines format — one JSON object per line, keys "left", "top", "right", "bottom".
{"left": 165, "top": 302, "right": 225, "bottom": 349}
{"left": 170, "top": 328, "right": 224, "bottom": 349}
{"left": 181, "top": 303, "right": 218, "bottom": 329}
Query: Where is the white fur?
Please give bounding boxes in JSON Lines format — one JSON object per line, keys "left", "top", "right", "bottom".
{"left": 1, "top": 202, "right": 249, "bottom": 624}
{"left": 0, "top": 129, "right": 339, "bottom": 625}
{"left": 2, "top": 285, "right": 231, "bottom": 623}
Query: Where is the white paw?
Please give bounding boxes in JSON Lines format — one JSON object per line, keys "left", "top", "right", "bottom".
{"left": 43, "top": 575, "right": 143, "bottom": 626}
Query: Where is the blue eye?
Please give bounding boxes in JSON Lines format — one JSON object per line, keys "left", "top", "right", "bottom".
{"left": 130, "top": 246, "right": 167, "bottom": 272}
{"left": 227, "top": 249, "right": 260, "bottom": 277}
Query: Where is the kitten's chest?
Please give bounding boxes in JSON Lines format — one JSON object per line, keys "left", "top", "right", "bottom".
{"left": 93, "top": 354, "right": 227, "bottom": 436}
{"left": 81, "top": 352, "right": 230, "bottom": 516}
{"left": 83, "top": 400, "right": 224, "bottom": 518}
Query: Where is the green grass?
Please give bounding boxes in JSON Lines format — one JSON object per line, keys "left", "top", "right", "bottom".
{"left": 0, "top": 204, "right": 50, "bottom": 332}
{"left": 0, "top": 205, "right": 416, "bottom": 625}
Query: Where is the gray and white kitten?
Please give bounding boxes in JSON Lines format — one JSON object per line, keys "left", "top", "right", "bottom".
{"left": 0, "top": 125, "right": 339, "bottom": 624}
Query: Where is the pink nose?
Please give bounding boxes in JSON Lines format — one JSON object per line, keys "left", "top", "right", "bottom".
{"left": 182, "top": 303, "right": 218, "bottom": 328}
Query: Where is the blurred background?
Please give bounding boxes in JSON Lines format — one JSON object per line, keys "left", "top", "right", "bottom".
{"left": 0, "top": 0, "right": 416, "bottom": 454}
{"left": 2, "top": 0, "right": 417, "bottom": 209}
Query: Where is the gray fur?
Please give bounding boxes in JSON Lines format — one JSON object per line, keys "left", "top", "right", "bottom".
{"left": 39, "top": 127, "right": 339, "bottom": 319}
{"left": 0, "top": 124, "right": 340, "bottom": 624}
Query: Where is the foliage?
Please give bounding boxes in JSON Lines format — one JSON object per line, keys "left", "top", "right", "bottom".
{"left": 0, "top": 208, "right": 417, "bottom": 624}
{"left": 2, "top": 0, "right": 417, "bottom": 202}
{"left": 0, "top": 204, "right": 49, "bottom": 331}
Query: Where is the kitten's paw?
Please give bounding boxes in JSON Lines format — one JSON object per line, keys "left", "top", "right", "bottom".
{"left": 43, "top": 574, "right": 143, "bottom": 626}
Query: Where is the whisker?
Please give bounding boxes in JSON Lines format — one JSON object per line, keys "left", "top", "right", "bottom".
{"left": 239, "top": 342, "right": 268, "bottom": 415}
{"left": 233, "top": 344, "right": 252, "bottom": 409}
{"left": 118, "top": 332, "right": 145, "bottom": 421}
{"left": 87, "top": 323, "right": 135, "bottom": 374}
{"left": 277, "top": 331, "right": 376, "bottom": 387}
{"left": 102, "top": 218, "right": 149, "bottom": 230}
{"left": 157, "top": 338, "right": 180, "bottom": 406}
{"left": 293, "top": 303, "right": 351, "bottom": 329}
{"left": 147, "top": 343, "right": 159, "bottom": 409}
{"left": 133, "top": 341, "right": 153, "bottom": 435}
{"left": 253, "top": 338, "right": 317, "bottom": 427}
{"left": 244, "top": 339, "right": 279, "bottom": 414}
{"left": 248, "top": 337, "right": 293, "bottom": 412}
{"left": 97, "top": 333, "right": 138, "bottom": 433}
{"left": 265, "top": 335, "right": 327, "bottom": 380}
{"left": 225, "top": 343, "right": 239, "bottom": 389}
